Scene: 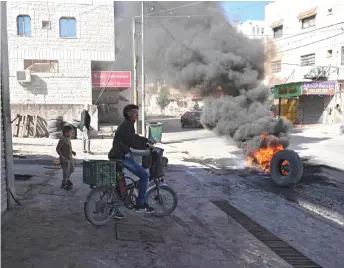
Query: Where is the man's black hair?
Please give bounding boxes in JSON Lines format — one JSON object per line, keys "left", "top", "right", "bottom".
{"left": 62, "top": 125, "right": 73, "bottom": 135}
{"left": 123, "top": 104, "right": 139, "bottom": 119}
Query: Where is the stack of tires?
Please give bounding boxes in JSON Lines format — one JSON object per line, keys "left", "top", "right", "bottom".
{"left": 47, "top": 116, "right": 63, "bottom": 139}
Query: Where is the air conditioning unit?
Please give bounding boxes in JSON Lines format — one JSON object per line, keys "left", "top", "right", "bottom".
{"left": 304, "top": 67, "right": 328, "bottom": 79}
{"left": 17, "top": 70, "right": 31, "bottom": 83}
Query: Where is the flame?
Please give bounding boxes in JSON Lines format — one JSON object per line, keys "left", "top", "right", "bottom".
{"left": 247, "top": 132, "right": 286, "bottom": 173}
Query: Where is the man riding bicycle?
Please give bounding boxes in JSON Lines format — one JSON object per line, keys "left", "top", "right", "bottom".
{"left": 108, "top": 104, "right": 155, "bottom": 218}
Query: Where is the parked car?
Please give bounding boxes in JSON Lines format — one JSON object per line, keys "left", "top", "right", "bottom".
{"left": 181, "top": 111, "right": 203, "bottom": 128}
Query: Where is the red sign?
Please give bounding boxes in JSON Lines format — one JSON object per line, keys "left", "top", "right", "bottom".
{"left": 91, "top": 71, "right": 131, "bottom": 88}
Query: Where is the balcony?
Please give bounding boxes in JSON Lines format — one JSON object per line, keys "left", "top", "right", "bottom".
{"left": 303, "top": 66, "right": 329, "bottom": 80}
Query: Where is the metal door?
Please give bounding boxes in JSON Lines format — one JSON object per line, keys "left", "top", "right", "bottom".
{"left": 280, "top": 98, "right": 297, "bottom": 123}
{"left": 299, "top": 95, "right": 324, "bottom": 124}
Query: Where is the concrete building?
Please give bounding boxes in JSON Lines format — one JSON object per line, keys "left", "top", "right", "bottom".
{"left": 236, "top": 20, "right": 272, "bottom": 40}
{"left": 265, "top": 0, "right": 344, "bottom": 124}
{"left": 7, "top": 0, "right": 123, "bottom": 133}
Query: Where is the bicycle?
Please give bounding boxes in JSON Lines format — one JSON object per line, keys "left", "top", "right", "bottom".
{"left": 83, "top": 146, "right": 178, "bottom": 226}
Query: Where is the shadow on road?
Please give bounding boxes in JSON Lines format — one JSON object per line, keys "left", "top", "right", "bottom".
{"left": 288, "top": 135, "right": 330, "bottom": 151}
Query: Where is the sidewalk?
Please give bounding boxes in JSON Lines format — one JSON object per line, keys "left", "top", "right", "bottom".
{"left": 2, "top": 160, "right": 292, "bottom": 268}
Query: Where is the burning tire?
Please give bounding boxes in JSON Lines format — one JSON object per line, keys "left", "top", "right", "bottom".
{"left": 269, "top": 149, "right": 303, "bottom": 187}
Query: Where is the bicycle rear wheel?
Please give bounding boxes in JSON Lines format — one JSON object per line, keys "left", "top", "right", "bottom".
{"left": 84, "top": 185, "right": 119, "bottom": 226}
{"left": 145, "top": 185, "right": 178, "bottom": 217}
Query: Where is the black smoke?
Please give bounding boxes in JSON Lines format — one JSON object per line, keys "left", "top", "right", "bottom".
{"left": 115, "top": 1, "right": 292, "bottom": 151}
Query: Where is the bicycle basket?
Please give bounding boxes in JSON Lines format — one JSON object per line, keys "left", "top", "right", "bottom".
{"left": 142, "top": 155, "right": 152, "bottom": 169}
{"left": 83, "top": 160, "right": 117, "bottom": 186}
{"left": 150, "top": 147, "right": 165, "bottom": 178}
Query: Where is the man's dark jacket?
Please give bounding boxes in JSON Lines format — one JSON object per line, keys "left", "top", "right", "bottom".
{"left": 80, "top": 110, "right": 91, "bottom": 130}
{"left": 108, "top": 119, "right": 148, "bottom": 159}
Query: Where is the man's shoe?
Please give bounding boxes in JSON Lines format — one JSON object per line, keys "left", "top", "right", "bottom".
{"left": 135, "top": 203, "right": 155, "bottom": 213}
{"left": 87, "top": 151, "right": 94, "bottom": 155}
{"left": 83, "top": 150, "right": 87, "bottom": 153}
{"left": 114, "top": 210, "right": 124, "bottom": 219}
{"left": 67, "top": 180, "right": 73, "bottom": 186}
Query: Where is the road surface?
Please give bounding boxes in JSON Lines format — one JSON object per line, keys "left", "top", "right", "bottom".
{"left": 5, "top": 118, "right": 344, "bottom": 268}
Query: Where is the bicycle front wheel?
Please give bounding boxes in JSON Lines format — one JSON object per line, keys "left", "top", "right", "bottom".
{"left": 146, "top": 185, "right": 178, "bottom": 217}
{"left": 84, "top": 185, "right": 118, "bottom": 226}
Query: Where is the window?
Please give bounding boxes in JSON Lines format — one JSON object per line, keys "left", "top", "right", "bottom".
{"left": 257, "top": 27, "right": 260, "bottom": 34}
{"left": 341, "top": 47, "right": 344, "bottom": 65}
{"left": 301, "top": 53, "right": 315, "bottom": 66}
{"left": 24, "top": 60, "right": 59, "bottom": 73}
{"left": 271, "top": 60, "right": 282, "bottom": 73}
{"left": 252, "top": 27, "right": 255, "bottom": 34}
{"left": 17, "top": 15, "right": 31, "bottom": 36}
{"left": 261, "top": 28, "right": 265, "bottom": 34}
{"left": 301, "top": 15, "right": 316, "bottom": 29}
{"left": 273, "top": 26, "right": 283, "bottom": 39}
{"left": 42, "top": 21, "right": 51, "bottom": 29}
{"left": 59, "top": 17, "right": 76, "bottom": 38}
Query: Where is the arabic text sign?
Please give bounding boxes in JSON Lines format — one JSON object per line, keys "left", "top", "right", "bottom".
{"left": 91, "top": 71, "right": 131, "bottom": 88}
{"left": 302, "top": 81, "right": 335, "bottom": 95}
{"left": 274, "top": 83, "right": 301, "bottom": 98}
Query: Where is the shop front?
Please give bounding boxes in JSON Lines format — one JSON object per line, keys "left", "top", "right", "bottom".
{"left": 274, "top": 81, "right": 337, "bottom": 125}
{"left": 298, "top": 81, "right": 335, "bottom": 124}
{"left": 274, "top": 82, "right": 301, "bottom": 123}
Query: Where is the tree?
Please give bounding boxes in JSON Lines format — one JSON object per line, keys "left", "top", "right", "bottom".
{"left": 156, "top": 85, "right": 171, "bottom": 111}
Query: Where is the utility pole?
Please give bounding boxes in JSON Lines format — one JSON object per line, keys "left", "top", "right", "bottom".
{"left": 141, "top": 1, "right": 146, "bottom": 136}
{"left": 1, "top": 1, "right": 16, "bottom": 207}
{"left": 132, "top": 17, "right": 138, "bottom": 132}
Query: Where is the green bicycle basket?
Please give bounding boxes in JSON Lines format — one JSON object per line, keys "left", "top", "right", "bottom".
{"left": 83, "top": 160, "right": 117, "bottom": 186}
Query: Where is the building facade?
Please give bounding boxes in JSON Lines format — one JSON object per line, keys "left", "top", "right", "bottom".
{"left": 265, "top": 0, "right": 344, "bottom": 124}
{"left": 7, "top": 0, "right": 117, "bottom": 131}
{"left": 236, "top": 20, "right": 272, "bottom": 40}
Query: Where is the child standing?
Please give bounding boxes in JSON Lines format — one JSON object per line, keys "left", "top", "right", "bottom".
{"left": 56, "top": 125, "right": 76, "bottom": 190}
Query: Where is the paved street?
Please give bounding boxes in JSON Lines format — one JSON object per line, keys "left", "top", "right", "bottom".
{"left": 3, "top": 118, "right": 344, "bottom": 268}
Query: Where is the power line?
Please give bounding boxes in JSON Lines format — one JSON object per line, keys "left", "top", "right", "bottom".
{"left": 143, "top": 2, "right": 344, "bottom": 80}
{"left": 274, "top": 21, "right": 344, "bottom": 42}
{"left": 115, "top": 2, "right": 206, "bottom": 24}
{"left": 270, "top": 62, "right": 344, "bottom": 73}
{"left": 242, "top": 27, "right": 344, "bottom": 38}
{"left": 243, "top": 22, "right": 344, "bottom": 48}
{"left": 145, "top": 2, "right": 205, "bottom": 17}
{"left": 118, "top": 1, "right": 264, "bottom": 23}
{"left": 266, "top": 31, "right": 344, "bottom": 56}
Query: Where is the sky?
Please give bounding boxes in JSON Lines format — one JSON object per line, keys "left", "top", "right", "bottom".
{"left": 220, "top": 1, "right": 272, "bottom": 22}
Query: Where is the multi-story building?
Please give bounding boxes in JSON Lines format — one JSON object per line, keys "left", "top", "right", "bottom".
{"left": 236, "top": 20, "right": 272, "bottom": 40}
{"left": 7, "top": 0, "right": 124, "bottom": 132}
{"left": 265, "top": 0, "right": 344, "bottom": 124}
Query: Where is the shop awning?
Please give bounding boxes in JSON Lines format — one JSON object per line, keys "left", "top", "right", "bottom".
{"left": 297, "top": 7, "right": 317, "bottom": 20}
{"left": 271, "top": 19, "right": 283, "bottom": 28}
{"left": 274, "top": 82, "right": 302, "bottom": 98}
